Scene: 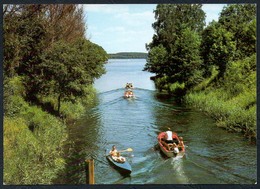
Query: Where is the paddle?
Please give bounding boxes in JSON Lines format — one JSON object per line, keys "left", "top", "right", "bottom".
{"left": 118, "top": 148, "right": 133, "bottom": 152}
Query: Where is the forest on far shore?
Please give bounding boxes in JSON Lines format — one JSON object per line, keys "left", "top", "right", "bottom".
{"left": 109, "top": 52, "right": 148, "bottom": 59}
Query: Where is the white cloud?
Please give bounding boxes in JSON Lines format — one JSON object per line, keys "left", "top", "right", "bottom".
{"left": 83, "top": 4, "right": 156, "bottom": 53}
{"left": 84, "top": 4, "right": 225, "bottom": 53}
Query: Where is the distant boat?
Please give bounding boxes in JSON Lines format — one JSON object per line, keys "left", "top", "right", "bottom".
{"left": 123, "top": 93, "right": 134, "bottom": 98}
{"left": 125, "top": 83, "right": 134, "bottom": 89}
{"left": 124, "top": 84, "right": 134, "bottom": 98}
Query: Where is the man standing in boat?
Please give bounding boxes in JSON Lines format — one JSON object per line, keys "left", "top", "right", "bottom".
{"left": 162, "top": 128, "right": 180, "bottom": 151}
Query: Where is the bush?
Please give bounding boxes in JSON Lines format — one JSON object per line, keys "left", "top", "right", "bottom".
{"left": 223, "top": 54, "right": 256, "bottom": 96}
{"left": 169, "top": 82, "right": 186, "bottom": 96}
{"left": 4, "top": 76, "right": 26, "bottom": 116}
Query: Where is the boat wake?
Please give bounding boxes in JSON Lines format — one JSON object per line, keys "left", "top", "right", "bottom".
{"left": 170, "top": 157, "right": 190, "bottom": 183}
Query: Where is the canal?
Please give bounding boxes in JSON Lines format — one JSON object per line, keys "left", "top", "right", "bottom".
{"left": 61, "top": 59, "right": 256, "bottom": 184}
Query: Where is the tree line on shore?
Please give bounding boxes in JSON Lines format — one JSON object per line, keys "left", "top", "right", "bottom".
{"left": 144, "top": 4, "right": 256, "bottom": 142}
{"left": 3, "top": 4, "right": 107, "bottom": 184}
{"left": 109, "top": 52, "right": 148, "bottom": 59}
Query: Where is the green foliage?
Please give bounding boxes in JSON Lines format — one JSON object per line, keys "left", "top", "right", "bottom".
{"left": 4, "top": 76, "right": 27, "bottom": 117}
{"left": 168, "top": 82, "right": 186, "bottom": 96}
{"left": 154, "top": 75, "right": 169, "bottom": 91}
{"left": 171, "top": 28, "right": 203, "bottom": 88}
{"left": 40, "top": 38, "right": 107, "bottom": 113}
{"left": 201, "top": 22, "right": 236, "bottom": 78}
{"left": 185, "top": 90, "right": 256, "bottom": 140}
{"left": 144, "top": 45, "right": 168, "bottom": 75}
{"left": 223, "top": 54, "right": 256, "bottom": 96}
{"left": 60, "top": 86, "right": 97, "bottom": 120}
{"left": 4, "top": 114, "right": 67, "bottom": 184}
{"left": 185, "top": 54, "right": 256, "bottom": 141}
{"left": 148, "top": 4, "right": 205, "bottom": 51}
{"left": 146, "top": 4, "right": 205, "bottom": 95}
{"left": 218, "top": 4, "right": 256, "bottom": 59}
{"left": 3, "top": 4, "right": 107, "bottom": 184}
{"left": 192, "top": 66, "right": 219, "bottom": 91}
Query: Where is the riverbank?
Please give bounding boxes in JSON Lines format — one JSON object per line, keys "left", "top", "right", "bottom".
{"left": 151, "top": 54, "right": 256, "bottom": 143}
{"left": 185, "top": 55, "right": 256, "bottom": 143}
{"left": 3, "top": 77, "right": 97, "bottom": 184}
{"left": 184, "top": 89, "right": 256, "bottom": 143}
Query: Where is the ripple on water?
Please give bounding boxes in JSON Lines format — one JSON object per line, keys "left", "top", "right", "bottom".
{"left": 65, "top": 59, "right": 256, "bottom": 184}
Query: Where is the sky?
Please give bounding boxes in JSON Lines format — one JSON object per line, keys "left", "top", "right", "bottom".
{"left": 83, "top": 4, "right": 226, "bottom": 54}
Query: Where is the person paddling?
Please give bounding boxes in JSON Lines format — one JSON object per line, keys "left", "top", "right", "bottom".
{"left": 109, "top": 145, "right": 126, "bottom": 163}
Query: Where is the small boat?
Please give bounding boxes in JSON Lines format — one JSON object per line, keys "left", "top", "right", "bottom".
{"left": 106, "top": 150, "right": 132, "bottom": 174}
{"left": 157, "top": 132, "right": 185, "bottom": 158}
{"left": 125, "top": 83, "right": 134, "bottom": 89}
{"left": 123, "top": 90, "right": 134, "bottom": 98}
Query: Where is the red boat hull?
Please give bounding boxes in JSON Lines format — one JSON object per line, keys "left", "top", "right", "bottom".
{"left": 157, "top": 132, "right": 185, "bottom": 158}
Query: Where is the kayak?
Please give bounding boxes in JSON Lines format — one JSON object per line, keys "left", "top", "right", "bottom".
{"left": 106, "top": 150, "right": 132, "bottom": 174}
{"left": 157, "top": 132, "right": 185, "bottom": 158}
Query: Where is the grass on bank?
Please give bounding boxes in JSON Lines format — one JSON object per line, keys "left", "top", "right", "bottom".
{"left": 4, "top": 109, "right": 67, "bottom": 184}
{"left": 4, "top": 77, "right": 96, "bottom": 184}
{"left": 185, "top": 54, "right": 256, "bottom": 141}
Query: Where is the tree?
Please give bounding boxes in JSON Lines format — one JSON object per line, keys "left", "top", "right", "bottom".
{"left": 143, "top": 45, "right": 168, "bottom": 76}
{"left": 201, "top": 21, "right": 236, "bottom": 78}
{"left": 40, "top": 39, "right": 107, "bottom": 114}
{"left": 218, "top": 4, "right": 256, "bottom": 59}
{"left": 145, "top": 4, "right": 205, "bottom": 93}
{"left": 4, "top": 4, "right": 107, "bottom": 115}
{"left": 43, "top": 4, "right": 85, "bottom": 45}
{"left": 172, "top": 28, "right": 203, "bottom": 88}
{"left": 147, "top": 4, "right": 205, "bottom": 51}
{"left": 3, "top": 5, "right": 47, "bottom": 80}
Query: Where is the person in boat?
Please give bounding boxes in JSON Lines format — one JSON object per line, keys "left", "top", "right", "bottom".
{"left": 125, "top": 83, "right": 133, "bottom": 89}
{"left": 109, "top": 145, "right": 126, "bottom": 163}
{"left": 124, "top": 90, "right": 134, "bottom": 98}
{"left": 161, "top": 128, "right": 174, "bottom": 150}
{"left": 172, "top": 143, "right": 179, "bottom": 154}
{"left": 129, "top": 90, "right": 134, "bottom": 96}
{"left": 162, "top": 128, "right": 180, "bottom": 151}
{"left": 178, "top": 137, "right": 185, "bottom": 151}
{"left": 124, "top": 90, "right": 129, "bottom": 97}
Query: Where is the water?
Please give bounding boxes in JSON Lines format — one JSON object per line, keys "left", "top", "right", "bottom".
{"left": 61, "top": 59, "right": 256, "bottom": 184}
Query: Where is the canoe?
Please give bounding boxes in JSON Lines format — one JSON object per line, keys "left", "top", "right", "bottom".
{"left": 106, "top": 150, "right": 132, "bottom": 174}
{"left": 157, "top": 132, "right": 185, "bottom": 158}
